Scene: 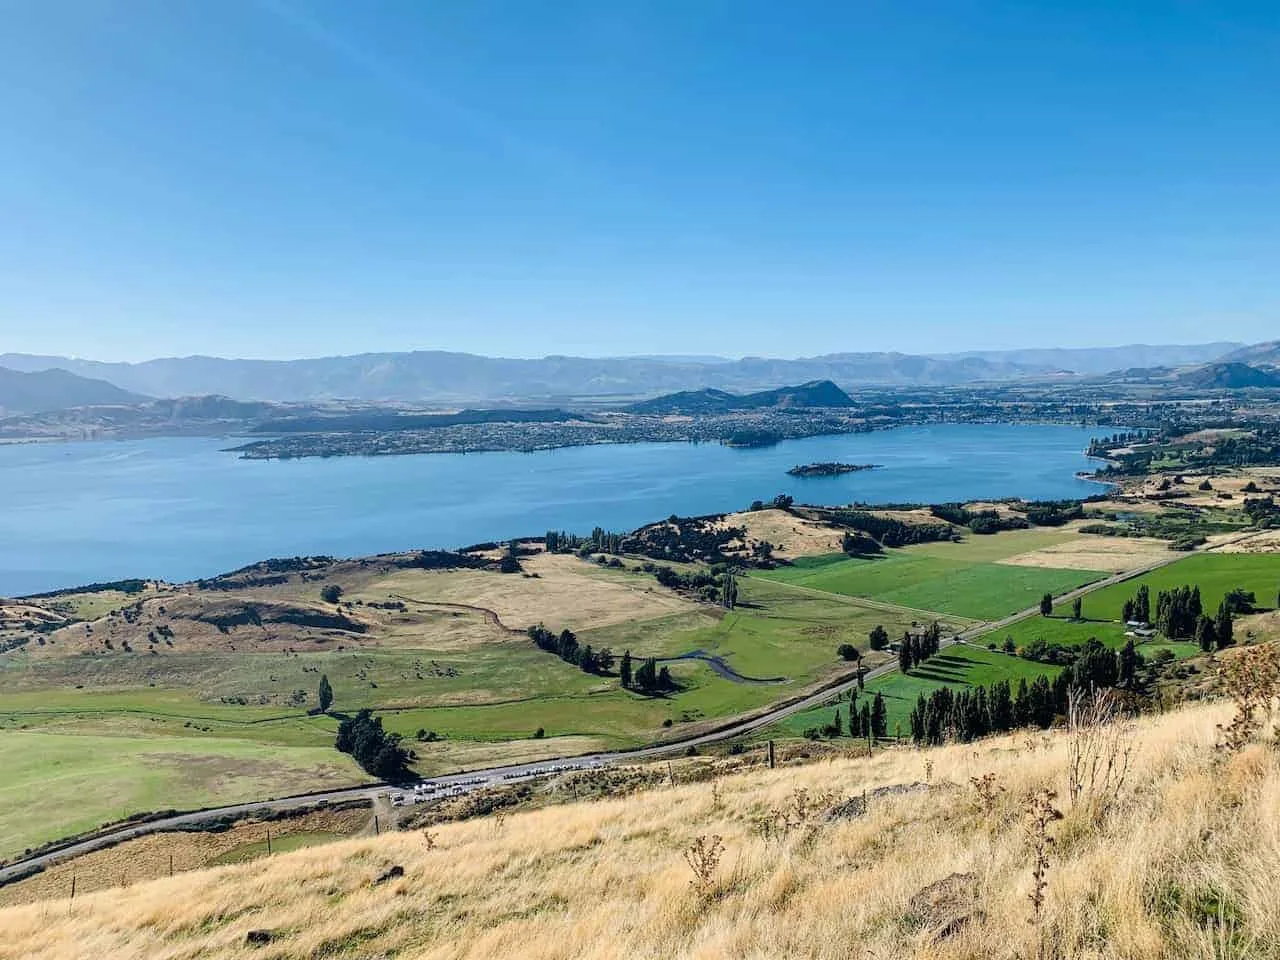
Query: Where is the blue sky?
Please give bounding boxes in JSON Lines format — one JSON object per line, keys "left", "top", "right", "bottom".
{"left": 1, "top": 1, "right": 1277, "bottom": 361}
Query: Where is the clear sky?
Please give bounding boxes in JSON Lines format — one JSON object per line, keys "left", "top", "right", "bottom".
{"left": 1, "top": 1, "right": 1277, "bottom": 361}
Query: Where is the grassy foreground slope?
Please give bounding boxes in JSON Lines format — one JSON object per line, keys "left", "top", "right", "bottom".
{"left": 1, "top": 701, "right": 1273, "bottom": 959}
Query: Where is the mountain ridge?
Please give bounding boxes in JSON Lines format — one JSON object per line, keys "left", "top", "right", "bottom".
{"left": 0, "top": 367, "right": 147, "bottom": 415}
{"left": 0, "top": 341, "right": 1247, "bottom": 403}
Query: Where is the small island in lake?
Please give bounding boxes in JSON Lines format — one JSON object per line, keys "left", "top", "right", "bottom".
{"left": 786, "top": 462, "right": 881, "bottom": 478}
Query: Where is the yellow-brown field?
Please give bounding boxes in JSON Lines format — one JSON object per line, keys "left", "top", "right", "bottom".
{"left": 3, "top": 700, "right": 1275, "bottom": 960}
{"left": 1216, "top": 529, "right": 1280, "bottom": 554}
{"left": 361, "top": 552, "right": 694, "bottom": 632}
{"left": 998, "top": 533, "right": 1173, "bottom": 572}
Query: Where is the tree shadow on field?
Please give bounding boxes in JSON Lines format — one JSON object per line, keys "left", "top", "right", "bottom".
{"left": 911, "top": 668, "right": 969, "bottom": 685}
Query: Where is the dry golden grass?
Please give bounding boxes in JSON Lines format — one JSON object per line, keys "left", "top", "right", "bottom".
{"left": 21, "top": 592, "right": 379, "bottom": 659}
{"left": 717, "top": 508, "right": 846, "bottom": 558}
{"left": 0, "top": 807, "right": 369, "bottom": 909}
{"left": 11, "top": 550, "right": 692, "bottom": 660}
{"left": 1086, "top": 497, "right": 1170, "bottom": 516}
{"left": 4, "top": 701, "right": 1277, "bottom": 959}
{"left": 998, "top": 534, "right": 1174, "bottom": 572}
{"left": 1170, "top": 472, "right": 1280, "bottom": 508}
{"left": 365, "top": 553, "right": 694, "bottom": 632}
{"left": 1216, "top": 530, "right": 1280, "bottom": 555}
{"left": 1238, "top": 611, "right": 1280, "bottom": 644}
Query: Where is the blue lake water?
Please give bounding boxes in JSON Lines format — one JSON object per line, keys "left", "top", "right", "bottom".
{"left": 0, "top": 424, "right": 1109, "bottom": 595}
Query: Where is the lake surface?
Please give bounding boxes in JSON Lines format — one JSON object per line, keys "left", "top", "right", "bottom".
{"left": 0, "top": 424, "right": 1108, "bottom": 595}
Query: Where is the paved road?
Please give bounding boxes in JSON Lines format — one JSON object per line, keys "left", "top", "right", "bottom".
{"left": 1, "top": 530, "right": 1264, "bottom": 885}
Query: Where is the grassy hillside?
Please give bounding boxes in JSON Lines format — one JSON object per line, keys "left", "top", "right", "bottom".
{"left": 0, "top": 552, "right": 942, "bottom": 858}
{"left": 2, "top": 701, "right": 1275, "bottom": 959}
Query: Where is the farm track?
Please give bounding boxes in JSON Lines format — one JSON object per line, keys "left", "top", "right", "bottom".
{"left": 1, "top": 528, "right": 1270, "bottom": 886}
{"left": 389, "top": 595, "right": 523, "bottom": 634}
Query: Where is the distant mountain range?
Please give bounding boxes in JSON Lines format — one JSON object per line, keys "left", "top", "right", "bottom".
{"left": 0, "top": 367, "right": 147, "bottom": 415}
{"left": 627, "top": 379, "right": 854, "bottom": 415}
{"left": 934, "top": 342, "right": 1244, "bottom": 375}
{"left": 0, "top": 341, "right": 1247, "bottom": 403}
{"left": 1174, "top": 362, "right": 1280, "bottom": 390}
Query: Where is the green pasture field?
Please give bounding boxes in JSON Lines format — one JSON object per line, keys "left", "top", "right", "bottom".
{"left": 0, "top": 731, "right": 363, "bottom": 862}
{"left": 976, "top": 616, "right": 1131, "bottom": 651}
{"left": 755, "top": 549, "right": 1105, "bottom": 620}
{"left": 1058, "top": 553, "right": 1280, "bottom": 622}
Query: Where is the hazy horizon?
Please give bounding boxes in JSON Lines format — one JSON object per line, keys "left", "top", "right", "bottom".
{"left": 0, "top": 338, "right": 1257, "bottom": 367}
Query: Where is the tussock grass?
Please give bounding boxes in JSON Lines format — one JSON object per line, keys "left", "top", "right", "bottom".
{"left": 3, "top": 702, "right": 1278, "bottom": 959}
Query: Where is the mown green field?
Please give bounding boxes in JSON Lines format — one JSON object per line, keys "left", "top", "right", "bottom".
{"left": 755, "top": 550, "right": 1104, "bottom": 620}
{"left": 1059, "top": 553, "right": 1280, "bottom": 621}
{"left": 977, "top": 616, "right": 1131, "bottom": 650}
{"left": 0, "top": 731, "right": 363, "bottom": 862}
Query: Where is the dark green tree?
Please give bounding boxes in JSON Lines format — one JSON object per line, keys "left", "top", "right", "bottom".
{"left": 1040, "top": 592, "right": 1054, "bottom": 616}
{"left": 871, "top": 693, "right": 887, "bottom": 739}
{"left": 721, "top": 572, "right": 739, "bottom": 609}
{"left": 1135, "top": 585, "right": 1151, "bottom": 624}
{"left": 1195, "top": 615, "right": 1216, "bottom": 652}
{"left": 620, "top": 650, "right": 633, "bottom": 688}
{"left": 1071, "top": 596, "right": 1083, "bottom": 621}
{"left": 317, "top": 673, "right": 333, "bottom": 713}
{"left": 1118, "top": 639, "right": 1137, "bottom": 688}
{"left": 1215, "top": 600, "right": 1234, "bottom": 649}
{"left": 898, "top": 636, "right": 913, "bottom": 674}
{"left": 868, "top": 625, "right": 889, "bottom": 651}
{"left": 1014, "top": 678, "right": 1032, "bottom": 727}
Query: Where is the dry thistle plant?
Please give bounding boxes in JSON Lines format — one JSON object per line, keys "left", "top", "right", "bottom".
{"left": 969, "top": 772, "right": 1004, "bottom": 817}
{"left": 683, "top": 835, "right": 724, "bottom": 892}
{"left": 1065, "top": 688, "right": 1134, "bottom": 815}
{"left": 923, "top": 758, "right": 934, "bottom": 785}
{"left": 1023, "top": 787, "right": 1063, "bottom": 955}
{"left": 1216, "top": 645, "right": 1280, "bottom": 753}
{"left": 492, "top": 810, "right": 508, "bottom": 834}
{"left": 422, "top": 830, "right": 438, "bottom": 851}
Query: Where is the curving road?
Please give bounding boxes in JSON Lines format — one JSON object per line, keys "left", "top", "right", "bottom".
{"left": 0, "top": 530, "right": 1264, "bottom": 886}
